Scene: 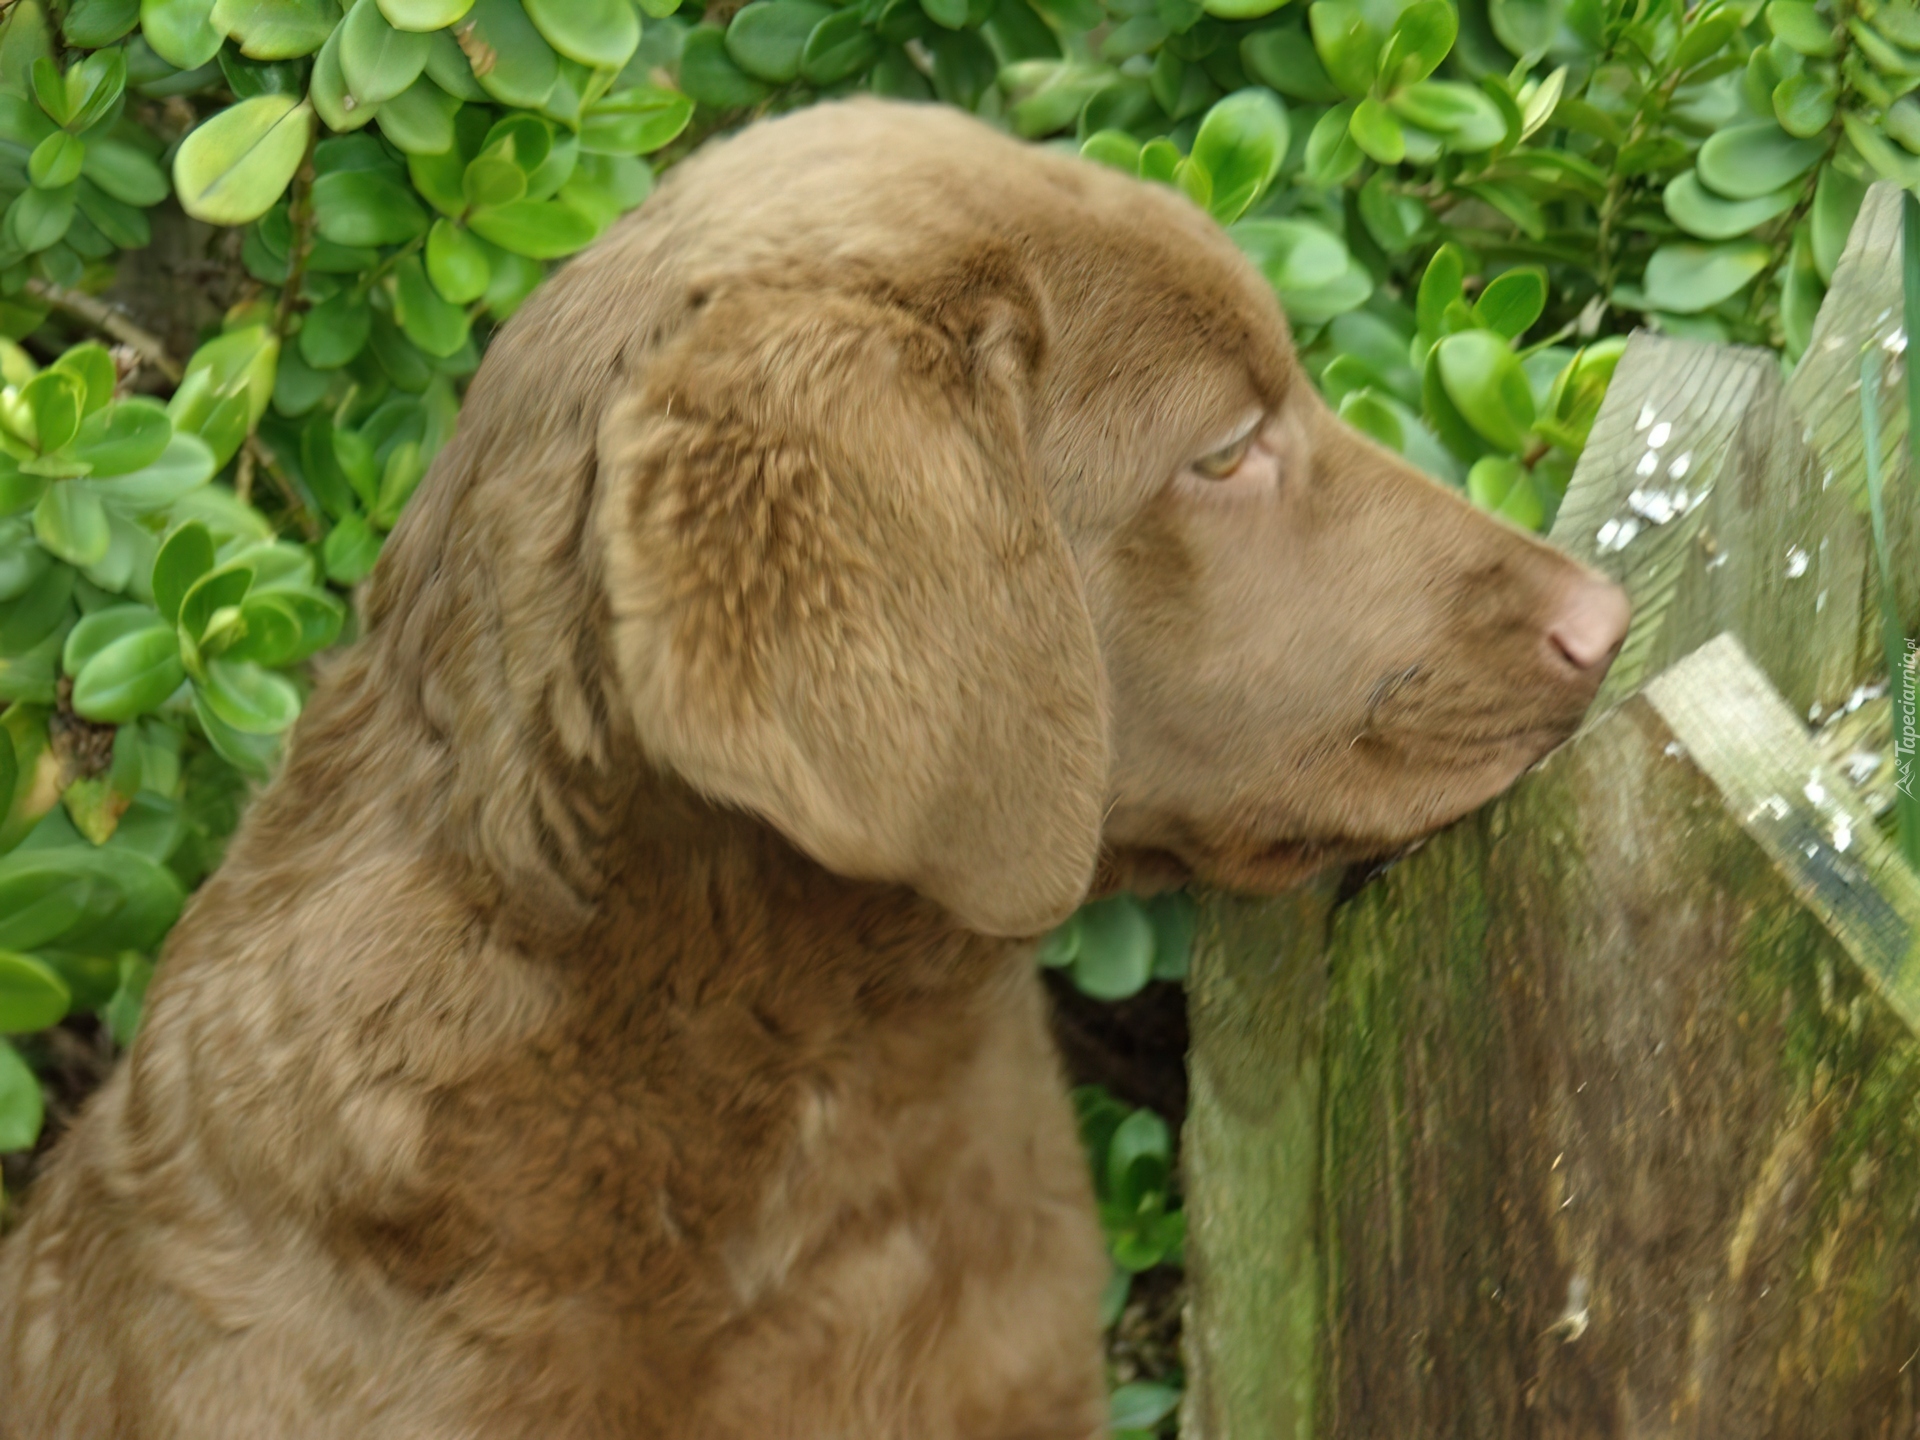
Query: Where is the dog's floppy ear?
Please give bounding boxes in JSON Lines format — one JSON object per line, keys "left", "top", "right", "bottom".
{"left": 597, "top": 284, "right": 1109, "bottom": 937}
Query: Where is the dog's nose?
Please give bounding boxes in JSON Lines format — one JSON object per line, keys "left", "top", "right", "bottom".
{"left": 1546, "top": 575, "right": 1631, "bottom": 673}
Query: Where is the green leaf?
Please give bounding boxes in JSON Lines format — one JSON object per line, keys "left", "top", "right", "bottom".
{"left": 377, "top": 0, "right": 475, "bottom": 28}
{"left": 1106, "top": 1106, "right": 1171, "bottom": 1195}
{"left": 462, "top": 0, "right": 560, "bottom": 109}
{"left": 374, "top": 75, "right": 459, "bottom": 156}
{"left": 1435, "top": 330, "right": 1534, "bottom": 452}
{"left": 21, "top": 369, "right": 84, "bottom": 454}
{"left": 1641, "top": 239, "right": 1770, "bottom": 313}
{"left": 1232, "top": 217, "right": 1348, "bottom": 290}
{"left": 524, "top": 0, "right": 641, "bottom": 68}
{"left": 212, "top": 0, "right": 339, "bottom": 58}
{"left": 1111, "top": 1383, "right": 1182, "bottom": 1432}
{"left": 339, "top": 0, "right": 432, "bottom": 105}
{"left": 310, "top": 21, "right": 377, "bottom": 132}
{"left": 0, "top": 950, "right": 69, "bottom": 1032}
{"left": 463, "top": 153, "right": 527, "bottom": 208}
{"left": 78, "top": 138, "right": 169, "bottom": 209}
{"left": 88, "top": 433, "right": 217, "bottom": 512}
{"left": 104, "top": 953, "right": 152, "bottom": 1048}
{"left": 313, "top": 167, "right": 430, "bottom": 247}
{"left": 1466, "top": 453, "right": 1543, "bottom": 528}
{"left": 1139, "top": 137, "right": 1181, "bottom": 183}
{"left": 1303, "top": 102, "right": 1363, "bottom": 185}
{"left": 5, "top": 183, "right": 75, "bottom": 253}
{"left": 467, "top": 198, "right": 597, "bottom": 257}
{"left": 423, "top": 26, "right": 489, "bottom": 99}
{"left": 187, "top": 686, "right": 280, "bottom": 776}
{"left": 581, "top": 86, "right": 694, "bottom": 156}
{"left": 0, "top": 456, "right": 48, "bottom": 518}
{"left": 1463, "top": 179, "right": 1544, "bottom": 239}
{"left": 1338, "top": 387, "right": 1405, "bottom": 449}
{"left": 1890, "top": 96, "right": 1920, "bottom": 155}
{"left": 424, "top": 217, "right": 490, "bottom": 304}
{"left": 177, "top": 562, "right": 253, "bottom": 647}
{"left": 1662, "top": 169, "right": 1796, "bottom": 241}
{"left": 1845, "top": 112, "right": 1920, "bottom": 186}
{"left": 1144, "top": 891, "right": 1195, "bottom": 982}
{"left": 0, "top": 550, "right": 74, "bottom": 657}
{"left": 1081, "top": 128, "right": 1142, "bottom": 173}
{"left": 1766, "top": 0, "right": 1835, "bottom": 54}
{"left": 392, "top": 254, "right": 471, "bottom": 357}
{"left": 72, "top": 398, "right": 171, "bottom": 478}
{"left": 1695, "top": 121, "right": 1824, "bottom": 201}
{"left": 173, "top": 95, "right": 312, "bottom": 226}
{"left": 1308, "top": 0, "right": 1380, "bottom": 97}
{"left": 57, "top": 846, "right": 186, "bottom": 953}
{"left": 1037, "top": 910, "right": 1082, "bottom": 967}
{"left": 33, "top": 481, "right": 108, "bottom": 568}
{"left": 1190, "top": 88, "right": 1288, "bottom": 224}
{"left": 800, "top": 9, "right": 879, "bottom": 84}
{"left": 0, "top": 1038, "right": 43, "bottom": 1149}
{"left": 1770, "top": 72, "right": 1835, "bottom": 137}
{"left": 28, "top": 132, "right": 85, "bottom": 191}
{"left": 53, "top": 346, "right": 116, "bottom": 419}
{"left": 1473, "top": 267, "right": 1545, "bottom": 338}
{"left": 727, "top": 1, "right": 834, "bottom": 83}
{"left": 141, "top": 0, "right": 223, "bottom": 70}
{"left": 1241, "top": 25, "right": 1343, "bottom": 101}
{"left": 1810, "top": 162, "right": 1865, "bottom": 282}
{"left": 152, "top": 521, "right": 214, "bottom": 625}
{"left": 678, "top": 26, "right": 771, "bottom": 107}
{"left": 0, "top": 851, "right": 112, "bottom": 952}
{"left": 1356, "top": 171, "right": 1425, "bottom": 253}
{"left": 1348, "top": 95, "right": 1404, "bottom": 164}
{"left": 1488, "top": 0, "right": 1560, "bottom": 56}
{"left": 65, "top": 603, "right": 167, "bottom": 681}
{"left": 71, "top": 623, "right": 183, "bottom": 723}
{"left": 67, "top": 0, "right": 144, "bottom": 49}
{"left": 1388, "top": 79, "right": 1504, "bottom": 151}
{"left": 322, "top": 512, "right": 383, "bottom": 584}
{"left": 1071, "top": 895, "right": 1155, "bottom": 1001}
{"left": 199, "top": 657, "right": 301, "bottom": 734}
{"left": 1377, "top": 0, "right": 1454, "bottom": 87}
{"left": 1671, "top": 5, "right": 1741, "bottom": 70}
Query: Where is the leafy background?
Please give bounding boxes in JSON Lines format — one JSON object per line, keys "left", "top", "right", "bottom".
{"left": 0, "top": 0, "right": 1912, "bottom": 1426}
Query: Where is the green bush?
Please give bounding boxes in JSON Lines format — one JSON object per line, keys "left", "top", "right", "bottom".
{"left": 0, "top": 0, "right": 1907, "bottom": 1415}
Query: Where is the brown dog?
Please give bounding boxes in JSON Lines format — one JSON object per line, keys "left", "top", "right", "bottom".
{"left": 0, "top": 98, "right": 1625, "bottom": 1438}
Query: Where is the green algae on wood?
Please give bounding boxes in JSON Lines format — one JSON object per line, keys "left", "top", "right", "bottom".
{"left": 1315, "top": 636, "right": 1920, "bottom": 1435}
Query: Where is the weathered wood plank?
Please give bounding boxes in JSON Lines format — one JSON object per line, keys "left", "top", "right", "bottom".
{"left": 1181, "top": 883, "right": 1337, "bottom": 1440}
{"left": 1550, "top": 182, "right": 1916, "bottom": 725}
{"left": 1318, "top": 635, "right": 1920, "bottom": 1436}
{"left": 1182, "top": 179, "right": 1920, "bottom": 1440}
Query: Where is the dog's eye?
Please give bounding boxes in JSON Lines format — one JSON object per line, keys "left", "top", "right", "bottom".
{"left": 1192, "top": 431, "right": 1256, "bottom": 480}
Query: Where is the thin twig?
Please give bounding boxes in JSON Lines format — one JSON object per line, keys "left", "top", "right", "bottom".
{"left": 273, "top": 142, "right": 318, "bottom": 340}
{"left": 244, "top": 437, "right": 319, "bottom": 541}
{"left": 234, "top": 439, "right": 255, "bottom": 506}
{"left": 25, "top": 279, "right": 182, "bottom": 383}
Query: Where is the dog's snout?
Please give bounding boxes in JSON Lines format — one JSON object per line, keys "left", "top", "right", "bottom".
{"left": 1545, "top": 574, "right": 1630, "bottom": 674}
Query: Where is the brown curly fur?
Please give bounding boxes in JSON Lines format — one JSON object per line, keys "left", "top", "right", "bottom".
{"left": 0, "top": 99, "right": 1624, "bottom": 1438}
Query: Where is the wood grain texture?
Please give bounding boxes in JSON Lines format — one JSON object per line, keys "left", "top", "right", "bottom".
{"left": 1319, "top": 636, "right": 1920, "bottom": 1437}
{"left": 1183, "top": 182, "right": 1920, "bottom": 1439}
{"left": 1182, "top": 883, "right": 1337, "bottom": 1440}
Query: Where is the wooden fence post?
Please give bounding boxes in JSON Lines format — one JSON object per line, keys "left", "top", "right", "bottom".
{"left": 1182, "top": 183, "right": 1920, "bottom": 1438}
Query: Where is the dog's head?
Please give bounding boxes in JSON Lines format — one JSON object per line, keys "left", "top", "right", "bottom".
{"left": 412, "top": 100, "right": 1624, "bottom": 938}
